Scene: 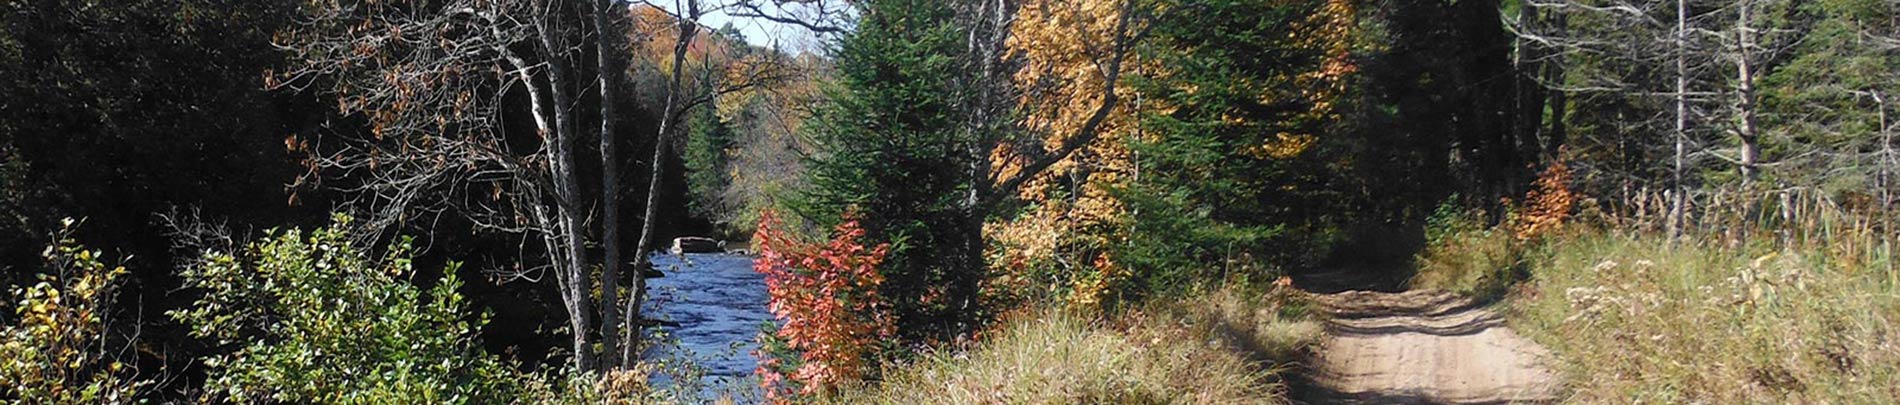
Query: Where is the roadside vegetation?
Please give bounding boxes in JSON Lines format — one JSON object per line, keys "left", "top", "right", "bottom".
{"left": 825, "top": 286, "right": 1321, "bottom": 404}
{"left": 1412, "top": 182, "right": 1900, "bottom": 402}
{"left": 1514, "top": 231, "right": 1899, "bottom": 402}
{"left": 7, "top": 0, "right": 1900, "bottom": 401}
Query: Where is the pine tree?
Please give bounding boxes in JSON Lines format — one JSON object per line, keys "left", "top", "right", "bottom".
{"left": 1115, "top": 0, "right": 1337, "bottom": 286}
{"left": 683, "top": 94, "right": 736, "bottom": 233}
{"left": 796, "top": 0, "right": 983, "bottom": 343}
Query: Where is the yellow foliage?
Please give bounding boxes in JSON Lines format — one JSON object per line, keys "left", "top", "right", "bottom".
{"left": 988, "top": 0, "right": 1143, "bottom": 310}
{"left": 1244, "top": 133, "right": 1318, "bottom": 160}
{"left": 2, "top": 220, "right": 145, "bottom": 402}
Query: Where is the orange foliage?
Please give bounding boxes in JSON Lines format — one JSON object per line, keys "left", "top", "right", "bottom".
{"left": 1515, "top": 159, "right": 1575, "bottom": 240}
{"left": 752, "top": 211, "right": 894, "bottom": 400}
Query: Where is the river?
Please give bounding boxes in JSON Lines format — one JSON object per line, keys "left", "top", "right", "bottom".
{"left": 642, "top": 253, "right": 771, "bottom": 402}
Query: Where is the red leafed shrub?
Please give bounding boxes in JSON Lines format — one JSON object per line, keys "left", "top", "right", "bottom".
{"left": 752, "top": 211, "right": 894, "bottom": 401}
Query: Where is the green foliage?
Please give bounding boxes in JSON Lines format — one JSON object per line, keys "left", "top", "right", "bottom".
{"left": 684, "top": 101, "right": 738, "bottom": 234}
{"left": 1114, "top": 0, "right": 1331, "bottom": 291}
{"left": 796, "top": 0, "right": 986, "bottom": 343}
{"left": 1759, "top": 0, "right": 1900, "bottom": 193}
{"left": 169, "top": 214, "right": 519, "bottom": 403}
{"left": 1113, "top": 188, "right": 1281, "bottom": 293}
{"left": 1410, "top": 200, "right": 1527, "bottom": 301}
{"left": 1, "top": 220, "right": 147, "bottom": 403}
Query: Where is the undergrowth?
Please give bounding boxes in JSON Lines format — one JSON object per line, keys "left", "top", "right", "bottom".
{"left": 823, "top": 285, "right": 1321, "bottom": 404}
{"left": 1410, "top": 201, "right": 1527, "bottom": 301}
{"left": 1411, "top": 161, "right": 1572, "bottom": 301}
{"left": 1512, "top": 232, "right": 1899, "bottom": 403}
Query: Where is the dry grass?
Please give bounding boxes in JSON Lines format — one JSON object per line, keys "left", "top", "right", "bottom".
{"left": 824, "top": 286, "right": 1321, "bottom": 404}
{"left": 1509, "top": 232, "right": 1900, "bottom": 403}
{"left": 1410, "top": 224, "right": 1525, "bottom": 301}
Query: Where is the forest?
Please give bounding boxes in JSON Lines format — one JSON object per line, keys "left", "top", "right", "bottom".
{"left": 1, "top": 0, "right": 1896, "bottom": 402}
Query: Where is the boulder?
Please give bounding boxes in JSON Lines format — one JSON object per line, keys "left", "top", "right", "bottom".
{"left": 669, "top": 236, "right": 723, "bottom": 254}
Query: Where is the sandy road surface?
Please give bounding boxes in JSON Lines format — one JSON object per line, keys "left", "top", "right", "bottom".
{"left": 1295, "top": 289, "right": 1561, "bottom": 404}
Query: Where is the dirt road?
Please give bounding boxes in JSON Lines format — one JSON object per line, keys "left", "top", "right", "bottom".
{"left": 1294, "top": 289, "right": 1561, "bottom": 404}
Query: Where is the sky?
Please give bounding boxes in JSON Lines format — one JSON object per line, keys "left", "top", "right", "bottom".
{"left": 635, "top": 0, "right": 843, "bottom": 54}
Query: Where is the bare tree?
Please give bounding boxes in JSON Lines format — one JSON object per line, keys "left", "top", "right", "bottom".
{"left": 1510, "top": 0, "right": 1750, "bottom": 234}
{"left": 593, "top": 0, "right": 630, "bottom": 371}
{"left": 268, "top": 0, "right": 733, "bottom": 372}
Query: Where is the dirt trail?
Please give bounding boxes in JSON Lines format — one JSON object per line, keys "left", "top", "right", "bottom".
{"left": 1294, "top": 289, "right": 1561, "bottom": 404}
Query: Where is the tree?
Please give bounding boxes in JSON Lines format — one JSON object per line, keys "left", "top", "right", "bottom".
{"left": 1513, "top": 0, "right": 1809, "bottom": 231}
{"left": 1760, "top": 0, "right": 1900, "bottom": 208}
{"left": 0, "top": 0, "right": 321, "bottom": 299}
{"left": 797, "top": 0, "right": 1148, "bottom": 341}
{"left": 985, "top": 0, "right": 1143, "bottom": 309}
{"left": 684, "top": 95, "right": 737, "bottom": 228}
{"left": 269, "top": 0, "right": 728, "bottom": 371}
{"left": 1514, "top": 0, "right": 1708, "bottom": 230}
{"left": 1113, "top": 0, "right": 1352, "bottom": 289}
{"left": 796, "top": 0, "right": 978, "bottom": 341}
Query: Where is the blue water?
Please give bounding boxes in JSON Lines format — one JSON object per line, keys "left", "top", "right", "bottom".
{"left": 642, "top": 253, "right": 772, "bottom": 401}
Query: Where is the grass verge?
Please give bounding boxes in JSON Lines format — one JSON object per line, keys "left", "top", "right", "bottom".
{"left": 824, "top": 286, "right": 1321, "bottom": 404}
{"left": 1507, "top": 232, "right": 1900, "bottom": 402}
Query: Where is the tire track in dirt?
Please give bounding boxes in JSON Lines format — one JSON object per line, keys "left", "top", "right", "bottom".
{"left": 1293, "top": 289, "right": 1561, "bottom": 404}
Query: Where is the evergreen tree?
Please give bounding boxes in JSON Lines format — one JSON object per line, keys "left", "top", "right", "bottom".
{"left": 1116, "top": 0, "right": 1342, "bottom": 287}
{"left": 1761, "top": 0, "right": 1900, "bottom": 195}
{"left": 796, "top": 0, "right": 984, "bottom": 343}
{"left": 683, "top": 94, "right": 736, "bottom": 233}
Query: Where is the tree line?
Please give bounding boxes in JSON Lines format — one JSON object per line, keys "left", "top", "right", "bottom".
{"left": 3, "top": 0, "right": 1897, "bottom": 401}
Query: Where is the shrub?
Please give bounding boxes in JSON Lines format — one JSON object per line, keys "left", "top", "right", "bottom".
{"left": 1413, "top": 160, "right": 1573, "bottom": 300}
{"left": 752, "top": 211, "right": 894, "bottom": 401}
{"left": 169, "top": 214, "right": 519, "bottom": 403}
{"left": 1411, "top": 199, "right": 1526, "bottom": 300}
{"left": 0, "top": 219, "right": 147, "bottom": 403}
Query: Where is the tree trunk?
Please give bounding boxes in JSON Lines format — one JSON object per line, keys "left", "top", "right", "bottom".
{"left": 1735, "top": 0, "right": 1761, "bottom": 181}
{"left": 593, "top": 0, "right": 627, "bottom": 370}
{"left": 1670, "top": 0, "right": 1689, "bottom": 239}
{"left": 1544, "top": 12, "right": 1569, "bottom": 157}
{"left": 621, "top": 3, "right": 700, "bottom": 365}
{"left": 534, "top": 7, "right": 596, "bottom": 371}
{"left": 1545, "top": 22, "right": 1567, "bottom": 155}
{"left": 1514, "top": 3, "right": 1549, "bottom": 164}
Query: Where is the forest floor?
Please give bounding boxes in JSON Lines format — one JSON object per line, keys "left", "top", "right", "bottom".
{"left": 1290, "top": 287, "right": 1561, "bottom": 404}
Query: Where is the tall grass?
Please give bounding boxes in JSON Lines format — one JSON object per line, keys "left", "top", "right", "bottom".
{"left": 824, "top": 286, "right": 1321, "bottom": 404}
{"left": 1410, "top": 201, "right": 1530, "bottom": 301}
{"left": 1408, "top": 186, "right": 1900, "bottom": 402}
{"left": 1510, "top": 231, "right": 1900, "bottom": 403}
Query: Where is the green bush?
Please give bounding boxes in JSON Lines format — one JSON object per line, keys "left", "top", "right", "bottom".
{"left": 170, "top": 214, "right": 520, "bottom": 403}
{"left": 1410, "top": 200, "right": 1528, "bottom": 301}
